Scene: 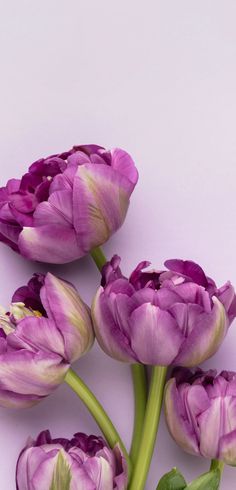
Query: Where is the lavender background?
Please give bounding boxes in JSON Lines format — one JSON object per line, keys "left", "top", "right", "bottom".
{"left": 1, "top": 1, "right": 236, "bottom": 488}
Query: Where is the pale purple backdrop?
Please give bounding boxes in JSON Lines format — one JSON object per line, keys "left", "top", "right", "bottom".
{"left": 1, "top": 1, "right": 236, "bottom": 488}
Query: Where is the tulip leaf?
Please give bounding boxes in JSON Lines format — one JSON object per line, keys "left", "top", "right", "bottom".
{"left": 186, "top": 469, "right": 220, "bottom": 490}
{"left": 49, "top": 451, "right": 72, "bottom": 490}
{"left": 156, "top": 467, "right": 187, "bottom": 489}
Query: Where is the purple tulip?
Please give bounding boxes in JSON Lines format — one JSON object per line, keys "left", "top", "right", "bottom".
{"left": 0, "top": 273, "right": 94, "bottom": 408}
{"left": 16, "top": 430, "right": 127, "bottom": 490}
{"left": 0, "top": 145, "right": 138, "bottom": 263}
{"left": 92, "top": 256, "right": 236, "bottom": 366}
{"left": 164, "top": 367, "right": 236, "bottom": 465}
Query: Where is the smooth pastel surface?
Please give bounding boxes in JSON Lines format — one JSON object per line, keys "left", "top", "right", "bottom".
{"left": 1, "top": 1, "right": 236, "bottom": 488}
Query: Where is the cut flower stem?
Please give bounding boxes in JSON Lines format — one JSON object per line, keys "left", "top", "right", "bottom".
{"left": 129, "top": 365, "right": 167, "bottom": 490}
{"left": 130, "top": 364, "right": 147, "bottom": 464}
{"left": 210, "top": 458, "right": 224, "bottom": 478}
{"left": 65, "top": 368, "right": 131, "bottom": 477}
{"left": 90, "top": 246, "right": 107, "bottom": 270}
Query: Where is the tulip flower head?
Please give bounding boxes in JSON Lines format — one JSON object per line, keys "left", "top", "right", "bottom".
{"left": 165, "top": 368, "right": 236, "bottom": 466}
{"left": 16, "top": 430, "right": 127, "bottom": 490}
{"left": 0, "top": 273, "right": 94, "bottom": 408}
{"left": 0, "top": 145, "right": 138, "bottom": 263}
{"left": 92, "top": 256, "right": 236, "bottom": 366}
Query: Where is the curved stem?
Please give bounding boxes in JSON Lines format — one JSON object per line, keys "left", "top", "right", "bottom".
{"left": 65, "top": 368, "right": 131, "bottom": 477}
{"left": 130, "top": 364, "right": 147, "bottom": 465}
{"left": 129, "top": 366, "right": 167, "bottom": 490}
{"left": 90, "top": 246, "right": 107, "bottom": 271}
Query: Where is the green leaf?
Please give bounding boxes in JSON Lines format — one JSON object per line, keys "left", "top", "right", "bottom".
{"left": 156, "top": 467, "right": 187, "bottom": 490}
{"left": 186, "top": 469, "right": 220, "bottom": 490}
{"left": 49, "top": 450, "right": 72, "bottom": 490}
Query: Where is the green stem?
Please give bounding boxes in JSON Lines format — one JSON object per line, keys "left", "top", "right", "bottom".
{"left": 130, "top": 364, "right": 147, "bottom": 465}
{"left": 129, "top": 366, "right": 167, "bottom": 490}
{"left": 65, "top": 368, "right": 131, "bottom": 477}
{"left": 90, "top": 246, "right": 107, "bottom": 271}
{"left": 210, "top": 459, "right": 224, "bottom": 476}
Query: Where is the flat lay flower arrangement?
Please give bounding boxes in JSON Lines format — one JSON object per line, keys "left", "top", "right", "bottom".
{"left": 0, "top": 144, "right": 235, "bottom": 490}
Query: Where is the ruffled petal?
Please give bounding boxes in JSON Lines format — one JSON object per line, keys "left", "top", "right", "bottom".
{"left": 164, "top": 259, "right": 208, "bottom": 287}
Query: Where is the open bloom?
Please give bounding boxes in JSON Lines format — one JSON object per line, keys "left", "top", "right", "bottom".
{"left": 92, "top": 256, "right": 236, "bottom": 366}
{"left": 0, "top": 145, "right": 138, "bottom": 263}
{"left": 16, "top": 430, "right": 127, "bottom": 490}
{"left": 0, "top": 273, "right": 94, "bottom": 408}
{"left": 165, "top": 368, "right": 236, "bottom": 466}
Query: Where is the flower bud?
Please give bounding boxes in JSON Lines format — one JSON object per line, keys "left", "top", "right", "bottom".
{"left": 16, "top": 430, "right": 127, "bottom": 490}
{"left": 0, "top": 272, "right": 94, "bottom": 408}
{"left": 165, "top": 367, "right": 236, "bottom": 466}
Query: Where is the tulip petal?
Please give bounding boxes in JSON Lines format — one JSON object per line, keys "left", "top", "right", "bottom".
{"left": 32, "top": 450, "right": 66, "bottom": 490}
{"left": 219, "top": 430, "right": 236, "bottom": 466}
{"left": 217, "top": 282, "right": 236, "bottom": 323}
{"left": 18, "top": 225, "right": 83, "bottom": 263}
{"left": 129, "top": 303, "right": 184, "bottom": 365}
{"left": 174, "top": 297, "right": 227, "bottom": 367}
{"left": 0, "top": 231, "right": 19, "bottom": 251}
{"left": 49, "top": 165, "right": 78, "bottom": 193}
{"left": 183, "top": 384, "right": 211, "bottom": 437}
{"left": 164, "top": 379, "right": 200, "bottom": 455}
{"left": 16, "top": 447, "right": 54, "bottom": 490}
{"left": 69, "top": 465, "right": 95, "bottom": 490}
{"left": 0, "top": 350, "right": 68, "bottom": 397}
{"left": 72, "top": 164, "right": 132, "bottom": 252}
{"left": 198, "top": 397, "right": 222, "bottom": 459}
{"left": 0, "top": 389, "right": 42, "bottom": 409}
{"left": 110, "top": 148, "right": 138, "bottom": 187}
{"left": 113, "top": 445, "right": 128, "bottom": 490}
{"left": 92, "top": 288, "right": 137, "bottom": 363}
{"left": 164, "top": 259, "right": 208, "bottom": 287}
{"left": 41, "top": 273, "right": 94, "bottom": 363}
{"left": 169, "top": 303, "right": 204, "bottom": 337}
{"left": 83, "top": 456, "right": 114, "bottom": 490}
{"left": 8, "top": 316, "right": 67, "bottom": 359}
{"left": 217, "top": 282, "right": 235, "bottom": 311}
{"left": 0, "top": 220, "right": 21, "bottom": 246}
{"left": 172, "top": 282, "right": 212, "bottom": 312}
{"left": 33, "top": 190, "right": 73, "bottom": 227}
